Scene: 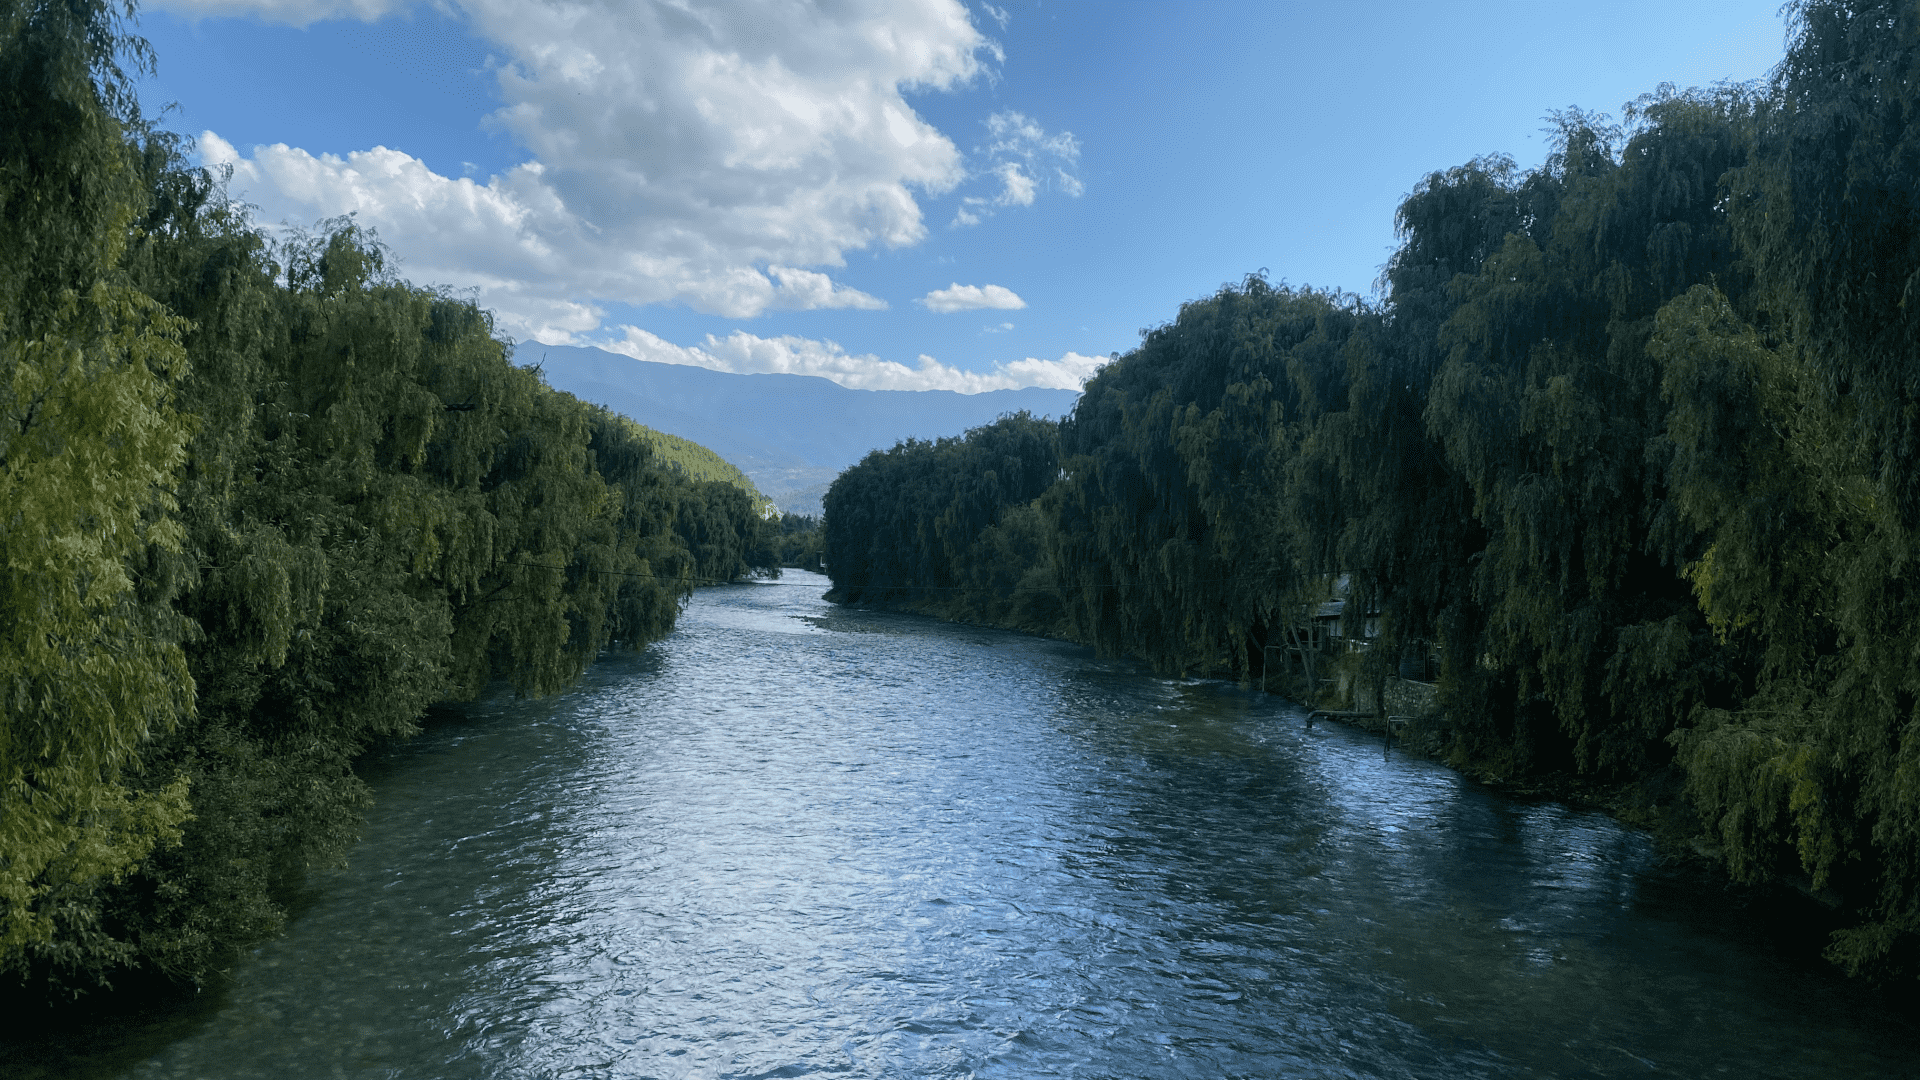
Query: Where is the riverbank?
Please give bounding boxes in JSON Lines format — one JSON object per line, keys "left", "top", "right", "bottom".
{"left": 828, "top": 593, "right": 1659, "bottom": 805}
{"left": 824, "top": 591, "right": 1905, "bottom": 981}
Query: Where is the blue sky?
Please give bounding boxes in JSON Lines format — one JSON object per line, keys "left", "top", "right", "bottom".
{"left": 135, "top": 0, "right": 1789, "bottom": 392}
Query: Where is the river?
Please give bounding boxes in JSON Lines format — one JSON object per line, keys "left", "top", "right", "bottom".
{"left": 15, "top": 571, "right": 1916, "bottom": 1078}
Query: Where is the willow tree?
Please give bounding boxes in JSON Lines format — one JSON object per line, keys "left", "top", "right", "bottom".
{"left": 1659, "top": 0, "right": 1920, "bottom": 977}
{"left": 1296, "top": 157, "right": 1521, "bottom": 719}
{"left": 824, "top": 412, "right": 1061, "bottom": 631}
{"left": 0, "top": 0, "right": 194, "bottom": 976}
{"left": 1045, "top": 278, "right": 1358, "bottom": 677}
{"left": 1419, "top": 93, "right": 1758, "bottom": 778}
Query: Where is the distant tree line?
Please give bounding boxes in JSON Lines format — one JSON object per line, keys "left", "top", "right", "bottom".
{"left": 774, "top": 512, "right": 826, "bottom": 571}
{"left": 0, "top": 1, "right": 777, "bottom": 1001}
{"left": 826, "top": 0, "right": 1920, "bottom": 979}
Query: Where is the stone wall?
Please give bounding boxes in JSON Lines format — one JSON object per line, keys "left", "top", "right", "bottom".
{"left": 1385, "top": 676, "right": 1440, "bottom": 718}
{"left": 1331, "top": 673, "right": 1440, "bottom": 717}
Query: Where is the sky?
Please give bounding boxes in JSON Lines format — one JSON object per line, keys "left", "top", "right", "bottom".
{"left": 132, "top": 0, "right": 1792, "bottom": 394}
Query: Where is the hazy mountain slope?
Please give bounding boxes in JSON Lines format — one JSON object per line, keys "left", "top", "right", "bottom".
{"left": 521, "top": 344, "right": 1082, "bottom": 514}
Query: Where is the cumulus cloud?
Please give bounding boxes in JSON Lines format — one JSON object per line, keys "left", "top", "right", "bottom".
{"left": 990, "top": 162, "right": 1037, "bottom": 206}
{"left": 918, "top": 282, "right": 1026, "bottom": 313}
{"left": 601, "top": 327, "right": 1103, "bottom": 393}
{"left": 953, "top": 110, "right": 1082, "bottom": 226}
{"left": 999, "top": 350, "right": 1107, "bottom": 390}
{"left": 766, "top": 267, "right": 888, "bottom": 311}
{"left": 175, "top": 0, "right": 989, "bottom": 338}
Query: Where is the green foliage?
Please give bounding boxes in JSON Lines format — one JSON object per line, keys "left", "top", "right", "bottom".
{"left": 673, "top": 478, "right": 776, "bottom": 585}
{"left": 824, "top": 413, "right": 1062, "bottom": 630}
{"left": 773, "top": 512, "right": 824, "bottom": 571}
{"left": 1050, "top": 279, "right": 1357, "bottom": 675}
{"left": 1648, "top": 0, "right": 1920, "bottom": 976}
{"left": 1421, "top": 89, "right": 1760, "bottom": 777}
{"left": 0, "top": 0, "right": 194, "bottom": 984}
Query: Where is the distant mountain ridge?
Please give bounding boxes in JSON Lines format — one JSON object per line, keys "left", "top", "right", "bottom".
{"left": 519, "top": 344, "right": 1082, "bottom": 515}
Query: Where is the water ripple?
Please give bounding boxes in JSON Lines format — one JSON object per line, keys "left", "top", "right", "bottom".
{"left": 22, "top": 572, "right": 1917, "bottom": 1080}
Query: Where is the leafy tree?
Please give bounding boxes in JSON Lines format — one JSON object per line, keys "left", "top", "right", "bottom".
{"left": 1423, "top": 94, "right": 1757, "bottom": 777}
{"left": 774, "top": 513, "right": 825, "bottom": 571}
{"left": 0, "top": 0, "right": 194, "bottom": 982}
{"left": 0, "top": 126, "right": 774, "bottom": 994}
{"left": 1656, "top": 0, "right": 1920, "bottom": 976}
{"left": 824, "top": 413, "right": 1061, "bottom": 629}
{"left": 1048, "top": 279, "right": 1359, "bottom": 677}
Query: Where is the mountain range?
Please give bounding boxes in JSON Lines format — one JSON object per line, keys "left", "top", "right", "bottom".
{"left": 517, "top": 344, "right": 1082, "bottom": 516}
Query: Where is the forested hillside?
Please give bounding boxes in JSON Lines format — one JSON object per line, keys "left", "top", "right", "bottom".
{"left": 827, "top": 0, "right": 1920, "bottom": 979}
{"left": 0, "top": 0, "right": 774, "bottom": 1001}
{"left": 619, "top": 417, "right": 776, "bottom": 514}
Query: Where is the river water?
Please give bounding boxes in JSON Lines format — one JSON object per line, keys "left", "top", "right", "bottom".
{"left": 15, "top": 572, "right": 1916, "bottom": 1078}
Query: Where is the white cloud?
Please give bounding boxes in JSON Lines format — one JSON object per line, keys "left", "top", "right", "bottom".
{"left": 766, "top": 266, "right": 888, "bottom": 311}
{"left": 600, "top": 326, "right": 1102, "bottom": 393}
{"left": 1001, "top": 351, "right": 1107, "bottom": 390}
{"left": 952, "top": 110, "right": 1082, "bottom": 226}
{"left": 991, "top": 161, "right": 1037, "bottom": 207}
{"left": 919, "top": 282, "right": 1027, "bottom": 313}
{"left": 175, "top": 0, "right": 991, "bottom": 337}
